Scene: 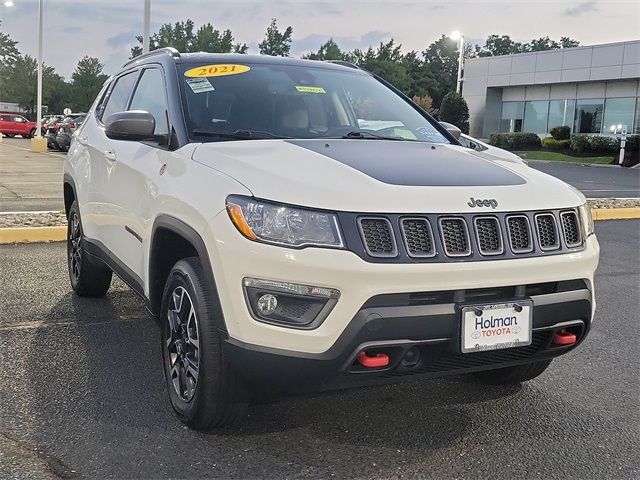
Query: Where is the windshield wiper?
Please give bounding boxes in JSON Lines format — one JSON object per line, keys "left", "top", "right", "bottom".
{"left": 192, "top": 129, "right": 290, "bottom": 140}
{"left": 326, "top": 130, "right": 406, "bottom": 141}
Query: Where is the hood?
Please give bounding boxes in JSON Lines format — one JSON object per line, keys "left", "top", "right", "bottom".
{"left": 191, "top": 139, "right": 584, "bottom": 213}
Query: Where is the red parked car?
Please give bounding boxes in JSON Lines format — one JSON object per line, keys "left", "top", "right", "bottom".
{"left": 0, "top": 114, "right": 37, "bottom": 138}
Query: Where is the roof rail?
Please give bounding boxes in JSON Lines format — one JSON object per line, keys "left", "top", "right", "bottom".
{"left": 122, "top": 47, "right": 181, "bottom": 68}
{"left": 324, "top": 60, "right": 360, "bottom": 69}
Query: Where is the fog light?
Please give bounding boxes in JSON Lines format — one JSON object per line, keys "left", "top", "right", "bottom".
{"left": 243, "top": 277, "right": 340, "bottom": 329}
{"left": 257, "top": 294, "right": 278, "bottom": 316}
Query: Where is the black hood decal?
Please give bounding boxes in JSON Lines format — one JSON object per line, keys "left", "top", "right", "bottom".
{"left": 286, "top": 140, "right": 526, "bottom": 187}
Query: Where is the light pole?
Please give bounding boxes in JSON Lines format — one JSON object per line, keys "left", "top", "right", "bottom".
{"left": 450, "top": 30, "right": 464, "bottom": 94}
{"left": 31, "top": 0, "right": 46, "bottom": 152}
{"left": 143, "top": 0, "right": 150, "bottom": 53}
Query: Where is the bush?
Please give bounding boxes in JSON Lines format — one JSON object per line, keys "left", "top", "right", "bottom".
{"left": 570, "top": 134, "right": 589, "bottom": 153}
{"left": 587, "top": 135, "right": 619, "bottom": 153}
{"left": 489, "top": 132, "right": 541, "bottom": 150}
{"left": 439, "top": 92, "right": 469, "bottom": 134}
{"left": 549, "top": 125, "right": 571, "bottom": 140}
{"left": 542, "top": 137, "right": 570, "bottom": 151}
{"left": 625, "top": 134, "right": 639, "bottom": 153}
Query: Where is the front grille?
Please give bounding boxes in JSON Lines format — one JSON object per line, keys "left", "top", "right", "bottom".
{"left": 560, "top": 211, "right": 582, "bottom": 247}
{"left": 535, "top": 213, "right": 559, "bottom": 250}
{"left": 346, "top": 208, "right": 583, "bottom": 263}
{"left": 401, "top": 218, "right": 435, "bottom": 257}
{"left": 506, "top": 215, "right": 533, "bottom": 253}
{"left": 474, "top": 217, "right": 503, "bottom": 255}
{"left": 357, "top": 217, "right": 397, "bottom": 257}
{"left": 439, "top": 218, "right": 471, "bottom": 257}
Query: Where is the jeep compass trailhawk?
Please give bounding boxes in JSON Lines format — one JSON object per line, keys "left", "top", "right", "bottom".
{"left": 63, "top": 48, "right": 600, "bottom": 429}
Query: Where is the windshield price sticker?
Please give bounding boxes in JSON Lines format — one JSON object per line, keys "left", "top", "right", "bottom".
{"left": 184, "top": 64, "right": 250, "bottom": 78}
{"left": 295, "top": 86, "right": 326, "bottom": 94}
{"left": 185, "top": 77, "right": 215, "bottom": 94}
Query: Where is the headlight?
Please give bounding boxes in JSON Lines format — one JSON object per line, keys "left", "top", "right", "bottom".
{"left": 226, "top": 195, "right": 344, "bottom": 248}
{"left": 578, "top": 202, "right": 595, "bottom": 238}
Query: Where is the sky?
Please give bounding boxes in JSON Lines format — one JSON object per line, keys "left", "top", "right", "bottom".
{"left": 1, "top": 0, "right": 639, "bottom": 80}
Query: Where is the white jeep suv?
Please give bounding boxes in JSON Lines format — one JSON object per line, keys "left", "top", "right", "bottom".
{"left": 63, "top": 48, "right": 600, "bottom": 430}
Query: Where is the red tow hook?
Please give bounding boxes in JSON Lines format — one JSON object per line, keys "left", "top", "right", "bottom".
{"left": 552, "top": 329, "right": 577, "bottom": 346}
{"left": 357, "top": 351, "right": 390, "bottom": 368}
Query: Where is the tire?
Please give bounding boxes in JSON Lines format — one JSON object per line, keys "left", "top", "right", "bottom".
{"left": 29, "top": 128, "right": 36, "bottom": 138}
{"left": 5, "top": 134, "right": 14, "bottom": 138}
{"left": 472, "top": 359, "right": 553, "bottom": 385}
{"left": 161, "top": 257, "right": 249, "bottom": 430}
{"left": 67, "top": 201, "right": 112, "bottom": 297}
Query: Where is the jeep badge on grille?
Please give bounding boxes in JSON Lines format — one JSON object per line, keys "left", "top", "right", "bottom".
{"left": 468, "top": 197, "right": 498, "bottom": 209}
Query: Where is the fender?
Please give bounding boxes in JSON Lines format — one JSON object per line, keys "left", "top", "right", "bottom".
{"left": 149, "top": 215, "right": 228, "bottom": 332}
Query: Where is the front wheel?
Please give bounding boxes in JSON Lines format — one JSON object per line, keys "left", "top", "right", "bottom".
{"left": 472, "top": 359, "right": 553, "bottom": 385}
{"left": 161, "top": 257, "right": 249, "bottom": 430}
{"left": 29, "top": 128, "right": 36, "bottom": 138}
{"left": 67, "top": 201, "right": 112, "bottom": 297}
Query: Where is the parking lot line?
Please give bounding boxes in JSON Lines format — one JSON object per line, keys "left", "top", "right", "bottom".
{"left": 0, "top": 315, "right": 144, "bottom": 332}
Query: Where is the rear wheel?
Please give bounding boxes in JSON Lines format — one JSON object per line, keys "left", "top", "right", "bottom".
{"left": 29, "top": 128, "right": 36, "bottom": 138}
{"left": 473, "top": 359, "right": 553, "bottom": 385}
{"left": 161, "top": 257, "right": 249, "bottom": 430}
{"left": 67, "top": 201, "right": 112, "bottom": 297}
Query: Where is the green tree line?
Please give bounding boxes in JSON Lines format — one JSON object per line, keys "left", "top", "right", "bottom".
{"left": 1, "top": 17, "right": 579, "bottom": 119}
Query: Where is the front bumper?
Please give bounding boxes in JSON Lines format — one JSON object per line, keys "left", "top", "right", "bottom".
{"left": 223, "top": 279, "right": 592, "bottom": 393}
{"left": 205, "top": 211, "right": 599, "bottom": 355}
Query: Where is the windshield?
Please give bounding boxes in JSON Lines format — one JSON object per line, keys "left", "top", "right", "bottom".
{"left": 178, "top": 62, "right": 450, "bottom": 143}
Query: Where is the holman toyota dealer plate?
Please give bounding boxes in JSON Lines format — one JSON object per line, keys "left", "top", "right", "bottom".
{"left": 461, "top": 301, "right": 533, "bottom": 353}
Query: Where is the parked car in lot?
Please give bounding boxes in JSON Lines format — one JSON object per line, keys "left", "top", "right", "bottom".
{"left": 0, "top": 113, "right": 36, "bottom": 138}
{"left": 43, "top": 115, "right": 66, "bottom": 149}
{"left": 55, "top": 114, "right": 86, "bottom": 151}
{"left": 64, "top": 49, "right": 600, "bottom": 430}
{"left": 456, "top": 129, "right": 527, "bottom": 164}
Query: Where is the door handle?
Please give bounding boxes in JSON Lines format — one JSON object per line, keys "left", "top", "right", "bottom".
{"left": 104, "top": 150, "right": 117, "bottom": 162}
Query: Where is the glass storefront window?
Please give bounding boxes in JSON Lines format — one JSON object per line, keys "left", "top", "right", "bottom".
{"left": 548, "top": 99, "right": 575, "bottom": 132}
{"left": 523, "top": 101, "right": 549, "bottom": 133}
{"left": 602, "top": 97, "right": 636, "bottom": 134}
{"left": 635, "top": 98, "right": 640, "bottom": 134}
{"left": 574, "top": 99, "right": 604, "bottom": 133}
{"left": 500, "top": 101, "right": 524, "bottom": 132}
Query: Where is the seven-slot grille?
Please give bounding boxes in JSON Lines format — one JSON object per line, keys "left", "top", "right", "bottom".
{"left": 357, "top": 217, "right": 397, "bottom": 257}
{"left": 438, "top": 218, "right": 471, "bottom": 257}
{"left": 474, "top": 217, "right": 503, "bottom": 255}
{"left": 535, "top": 213, "right": 560, "bottom": 250}
{"left": 356, "top": 209, "right": 583, "bottom": 260}
{"left": 560, "top": 211, "right": 582, "bottom": 247}
{"left": 401, "top": 218, "right": 435, "bottom": 257}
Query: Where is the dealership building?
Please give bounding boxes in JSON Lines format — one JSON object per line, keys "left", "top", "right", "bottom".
{"left": 462, "top": 40, "right": 640, "bottom": 138}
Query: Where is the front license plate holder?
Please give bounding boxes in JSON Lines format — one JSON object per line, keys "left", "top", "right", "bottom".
{"left": 460, "top": 301, "right": 533, "bottom": 354}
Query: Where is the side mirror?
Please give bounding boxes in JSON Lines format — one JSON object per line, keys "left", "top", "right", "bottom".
{"left": 105, "top": 111, "right": 155, "bottom": 141}
{"left": 439, "top": 121, "right": 462, "bottom": 140}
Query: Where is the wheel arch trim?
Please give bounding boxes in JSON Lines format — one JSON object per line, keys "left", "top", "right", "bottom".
{"left": 149, "top": 215, "right": 228, "bottom": 332}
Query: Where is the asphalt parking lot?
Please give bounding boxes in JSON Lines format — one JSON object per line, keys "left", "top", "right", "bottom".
{"left": 0, "top": 138, "right": 65, "bottom": 212}
{"left": 0, "top": 220, "right": 638, "bottom": 479}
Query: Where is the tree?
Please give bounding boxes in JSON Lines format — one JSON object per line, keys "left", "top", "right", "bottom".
{"left": 3, "top": 55, "right": 60, "bottom": 115}
{"left": 350, "top": 40, "right": 412, "bottom": 93}
{"left": 70, "top": 56, "right": 108, "bottom": 112}
{"left": 131, "top": 20, "right": 247, "bottom": 58}
{"left": 439, "top": 92, "right": 469, "bottom": 134}
{"left": 303, "top": 39, "right": 346, "bottom": 61}
{"left": 0, "top": 21, "right": 20, "bottom": 101}
{"left": 525, "top": 36, "right": 560, "bottom": 52}
{"left": 258, "top": 19, "right": 293, "bottom": 57}
{"left": 560, "top": 37, "right": 581, "bottom": 49}
{"left": 422, "top": 35, "right": 459, "bottom": 108}
{"left": 477, "top": 35, "right": 525, "bottom": 57}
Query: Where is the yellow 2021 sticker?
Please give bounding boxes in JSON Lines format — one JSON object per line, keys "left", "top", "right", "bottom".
{"left": 295, "top": 86, "right": 326, "bottom": 94}
{"left": 184, "top": 64, "right": 250, "bottom": 78}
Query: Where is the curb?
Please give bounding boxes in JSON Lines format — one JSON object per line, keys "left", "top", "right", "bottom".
{"left": 0, "top": 226, "right": 66, "bottom": 244}
{"left": 1, "top": 208, "right": 639, "bottom": 244}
